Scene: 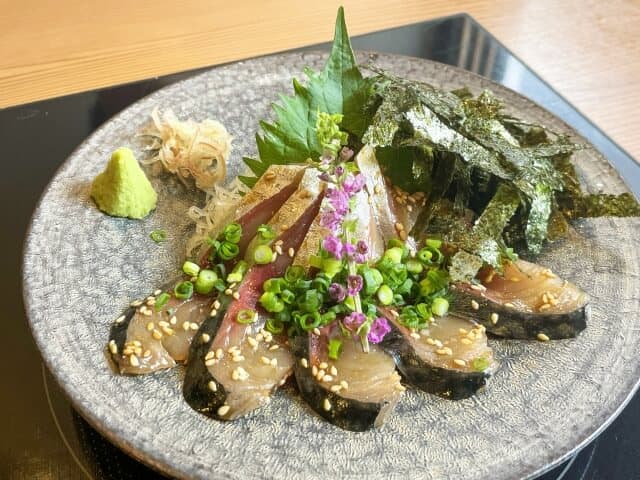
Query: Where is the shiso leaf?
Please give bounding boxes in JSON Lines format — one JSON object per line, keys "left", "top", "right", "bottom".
{"left": 240, "top": 7, "right": 370, "bottom": 187}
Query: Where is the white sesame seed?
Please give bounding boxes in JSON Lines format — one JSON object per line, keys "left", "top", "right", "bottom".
{"left": 162, "top": 326, "right": 175, "bottom": 336}
{"left": 143, "top": 350, "right": 151, "bottom": 358}
{"left": 275, "top": 245, "right": 283, "bottom": 255}
{"left": 454, "top": 359, "right": 467, "bottom": 367}
{"left": 208, "top": 380, "right": 217, "bottom": 392}
{"left": 330, "top": 385, "right": 342, "bottom": 393}
{"left": 434, "top": 339, "right": 443, "bottom": 348}
{"left": 205, "top": 359, "right": 216, "bottom": 367}
{"left": 340, "top": 380, "right": 349, "bottom": 389}
{"left": 146, "top": 298, "right": 156, "bottom": 306}
{"left": 410, "top": 332, "right": 421, "bottom": 340}
{"left": 471, "top": 300, "right": 480, "bottom": 310}
{"left": 152, "top": 330, "right": 163, "bottom": 340}
{"left": 316, "top": 369, "right": 326, "bottom": 381}
{"left": 399, "top": 230, "right": 408, "bottom": 241}
{"left": 213, "top": 348, "right": 223, "bottom": 359}
{"left": 115, "top": 315, "right": 126, "bottom": 324}
{"left": 232, "top": 355, "right": 245, "bottom": 362}
{"left": 288, "top": 247, "right": 295, "bottom": 258}
{"left": 130, "top": 300, "right": 143, "bottom": 307}
{"left": 169, "top": 316, "right": 177, "bottom": 325}
{"left": 213, "top": 300, "right": 221, "bottom": 309}
{"left": 504, "top": 302, "right": 515, "bottom": 308}
{"left": 312, "top": 365, "right": 318, "bottom": 376}
{"left": 425, "top": 337, "right": 436, "bottom": 345}
{"left": 330, "top": 366, "right": 337, "bottom": 376}
{"left": 232, "top": 292, "right": 240, "bottom": 300}
{"left": 146, "top": 322, "right": 154, "bottom": 332}
{"left": 108, "top": 340, "right": 118, "bottom": 354}
{"left": 323, "top": 398, "right": 332, "bottom": 411}
{"left": 537, "top": 333, "right": 550, "bottom": 342}
{"left": 461, "top": 338, "right": 473, "bottom": 345}
{"left": 395, "top": 222, "right": 404, "bottom": 232}
{"left": 323, "top": 374, "right": 333, "bottom": 382}
{"left": 224, "top": 288, "right": 233, "bottom": 296}
{"left": 458, "top": 328, "right": 468, "bottom": 335}
{"left": 260, "top": 356, "right": 271, "bottom": 365}
{"left": 490, "top": 313, "right": 499, "bottom": 325}
{"left": 319, "top": 362, "right": 328, "bottom": 370}
{"left": 301, "top": 358, "right": 309, "bottom": 368}
{"left": 246, "top": 337, "right": 258, "bottom": 348}
{"left": 539, "top": 303, "right": 552, "bottom": 311}
{"left": 190, "top": 322, "right": 199, "bottom": 330}
{"left": 158, "top": 320, "right": 169, "bottom": 328}
{"left": 395, "top": 384, "right": 406, "bottom": 392}
{"left": 270, "top": 358, "right": 278, "bottom": 367}
{"left": 182, "top": 321, "right": 190, "bottom": 331}
{"left": 269, "top": 344, "right": 280, "bottom": 351}
{"left": 153, "top": 289, "right": 162, "bottom": 296}
{"left": 205, "top": 351, "right": 215, "bottom": 360}
{"left": 129, "top": 354, "right": 140, "bottom": 367}
{"left": 209, "top": 309, "right": 218, "bottom": 317}
{"left": 217, "top": 405, "right": 230, "bottom": 416}
{"left": 202, "top": 333, "right": 211, "bottom": 343}
{"left": 313, "top": 328, "right": 321, "bottom": 336}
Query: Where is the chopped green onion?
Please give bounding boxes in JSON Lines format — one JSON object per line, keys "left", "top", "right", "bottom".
{"left": 343, "top": 295, "right": 356, "bottom": 311}
{"left": 321, "top": 311, "right": 337, "bottom": 325}
{"left": 254, "top": 245, "right": 273, "bottom": 264}
{"left": 150, "top": 230, "right": 167, "bottom": 243}
{"left": 431, "top": 297, "right": 449, "bottom": 317}
{"left": 425, "top": 238, "right": 442, "bottom": 249}
{"left": 312, "top": 275, "right": 330, "bottom": 294}
{"left": 226, "top": 260, "right": 248, "bottom": 283}
{"left": 284, "top": 265, "right": 305, "bottom": 284}
{"left": 328, "top": 338, "right": 343, "bottom": 360}
{"left": 195, "top": 269, "right": 218, "bottom": 295}
{"left": 223, "top": 223, "right": 242, "bottom": 244}
{"left": 396, "top": 278, "right": 413, "bottom": 296}
{"left": 265, "top": 317, "right": 284, "bottom": 334}
{"left": 383, "top": 247, "right": 404, "bottom": 264}
{"left": 182, "top": 261, "right": 201, "bottom": 277}
{"left": 417, "top": 248, "right": 433, "bottom": 263}
{"left": 236, "top": 309, "right": 257, "bottom": 324}
{"left": 406, "top": 259, "right": 423, "bottom": 275}
{"left": 471, "top": 356, "right": 491, "bottom": 372}
{"left": 260, "top": 292, "right": 284, "bottom": 313}
{"left": 263, "top": 278, "right": 282, "bottom": 294}
{"left": 154, "top": 292, "right": 171, "bottom": 310}
{"left": 309, "top": 255, "right": 323, "bottom": 270}
{"left": 218, "top": 241, "right": 240, "bottom": 261}
{"left": 321, "top": 257, "right": 343, "bottom": 278}
{"left": 361, "top": 267, "right": 383, "bottom": 295}
{"left": 376, "top": 285, "right": 394, "bottom": 305}
{"left": 298, "top": 311, "right": 322, "bottom": 331}
{"left": 174, "top": 281, "right": 194, "bottom": 300}
{"left": 387, "top": 238, "right": 405, "bottom": 250}
{"left": 415, "top": 303, "right": 431, "bottom": 319}
{"left": 280, "top": 289, "right": 296, "bottom": 304}
{"left": 256, "top": 224, "right": 276, "bottom": 243}
{"left": 299, "top": 289, "right": 322, "bottom": 313}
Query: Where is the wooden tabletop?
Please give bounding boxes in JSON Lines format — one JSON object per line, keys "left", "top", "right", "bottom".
{"left": 2, "top": 0, "right": 639, "bottom": 160}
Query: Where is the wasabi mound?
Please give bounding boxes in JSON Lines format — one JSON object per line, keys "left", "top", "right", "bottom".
{"left": 91, "top": 147, "right": 157, "bottom": 219}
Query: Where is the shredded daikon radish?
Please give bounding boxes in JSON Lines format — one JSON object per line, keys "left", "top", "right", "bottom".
{"left": 140, "top": 108, "right": 232, "bottom": 193}
{"left": 185, "top": 177, "right": 247, "bottom": 257}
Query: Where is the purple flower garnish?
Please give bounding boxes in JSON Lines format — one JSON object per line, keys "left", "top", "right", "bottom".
{"left": 335, "top": 165, "right": 345, "bottom": 176}
{"left": 328, "top": 283, "right": 347, "bottom": 302}
{"left": 342, "top": 173, "right": 365, "bottom": 196}
{"left": 367, "top": 317, "right": 391, "bottom": 344}
{"left": 339, "top": 147, "right": 354, "bottom": 161}
{"left": 347, "top": 274, "right": 363, "bottom": 296}
{"left": 322, "top": 234, "right": 343, "bottom": 260}
{"left": 343, "top": 242, "right": 356, "bottom": 260}
{"left": 343, "top": 312, "right": 366, "bottom": 331}
{"left": 319, "top": 210, "right": 343, "bottom": 232}
{"left": 320, "top": 153, "right": 334, "bottom": 164}
{"left": 318, "top": 172, "right": 331, "bottom": 182}
{"left": 327, "top": 187, "right": 349, "bottom": 215}
{"left": 356, "top": 240, "right": 368, "bottom": 255}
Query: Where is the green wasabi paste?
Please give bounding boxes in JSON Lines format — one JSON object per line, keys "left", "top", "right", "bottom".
{"left": 91, "top": 147, "right": 157, "bottom": 219}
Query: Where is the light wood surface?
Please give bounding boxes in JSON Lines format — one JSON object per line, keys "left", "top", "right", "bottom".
{"left": 2, "top": 0, "right": 639, "bottom": 160}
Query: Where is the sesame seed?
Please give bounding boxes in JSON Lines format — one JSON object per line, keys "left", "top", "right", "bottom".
{"left": 504, "top": 302, "right": 515, "bottom": 308}
{"left": 323, "top": 398, "right": 332, "bottom": 411}
{"left": 208, "top": 381, "right": 217, "bottom": 392}
{"left": 190, "top": 322, "right": 199, "bottom": 330}
{"left": 271, "top": 251, "right": 278, "bottom": 262}
{"left": 288, "top": 247, "right": 295, "bottom": 258}
{"left": 461, "top": 338, "right": 473, "bottom": 345}
{"left": 537, "top": 333, "right": 550, "bottom": 342}
{"left": 399, "top": 230, "right": 407, "bottom": 241}
{"left": 316, "top": 369, "right": 326, "bottom": 381}
{"left": 143, "top": 350, "right": 151, "bottom": 358}
{"left": 300, "top": 358, "right": 309, "bottom": 368}
{"left": 395, "top": 222, "right": 404, "bottom": 232}
{"left": 470, "top": 284, "right": 483, "bottom": 291}
{"left": 340, "top": 380, "right": 349, "bottom": 389}
{"left": 182, "top": 321, "right": 190, "bottom": 331}
{"left": 410, "top": 332, "right": 421, "bottom": 340}
{"left": 201, "top": 333, "right": 211, "bottom": 343}
{"left": 270, "top": 358, "right": 278, "bottom": 367}
{"left": 232, "top": 355, "right": 245, "bottom": 362}
{"left": 458, "top": 328, "right": 468, "bottom": 335}
{"left": 158, "top": 320, "right": 169, "bottom": 328}
{"left": 264, "top": 171, "right": 276, "bottom": 180}
{"left": 224, "top": 288, "right": 233, "bottom": 296}
{"left": 152, "top": 330, "right": 163, "bottom": 340}
{"left": 162, "top": 326, "right": 175, "bottom": 336}
{"left": 312, "top": 365, "right": 318, "bottom": 376}
{"left": 115, "top": 315, "right": 126, "bottom": 324}
{"left": 313, "top": 328, "right": 321, "bottom": 336}
{"left": 275, "top": 245, "right": 283, "bottom": 255}
{"left": 539, "top": 303, "right": 552, "bottom": 311}
{"left": 169, "top": 316, "right": 177, "bottom": 325}
{"left": 215, "top": 348, "right": 224, "bottom": 359}
{"left": 209, "top": 309, "right": 218, "bottom": 317}
{"left": 142, "top": 308, "right": 153, "bottom": 317}
{"left": 205, "top": 359, "right": 216, "bottom": 366}
{"left": 108, "top": 340, "right": 118, "bottom": 355}
{"left": 395, "top": 384, "right": 406, "bottom": 392}
{"left": 490, "top": 313, "right": 499, "bottom": 325}
{"left": 255, "top": 333, "right": 264, "bottom": 342}
{"left": 205, "top": 351, "right": 215, "bottom": 360}
{"left": 330, "top": 366, "right": 337, "bottom": 376}
{"left": 260, "top": 356, "right": 271, "bottom": 365}
{"left": 275, "top": 240, "right": 284, "bottom": 246}
{"left": 425, "top": 338, "right": 436, "bottom": 345}
{"left": 153, "top": 289, "right": 162, "bottom": 296}
{"left": 146, "top": 322, "right": 154, "bottom": 332}
{"left": 217, "top": 405, "right": 230, "bottom": 416}
{"left": 436, "top": 347, "right": 453, "bottom": 356}
{"left": 213, "top": 300, "right": 221, "bottom": 309}
{"left": 247, "top": 337, "right": 258, "bottom": 348}
{"left": 510, "top": 277, "right": 521, "bottom": 283}
{"left": 330, "top": 385, "right": 342, "bottom": 393}
{"left": 130, "top": 300, "right": 143, "bottom": 307}
{"left": 232, "top": 292, "right": 240, "bottom": 300}
{"left": 129, "top": 354, "right": 140, "bottom": 367}
{"left": 542, "top": 293, "right": 549, "bottom": 304}
{"left": 471, "top": 300, "right": 480, "bottom": 310}
{"left": 269, "top": 344, "right": 280, "bottom": 351}
{"left": 323, "top": 374, "right": 333, "bottom": 382}
{"left": 434, "top": 339, "right": 443, "bottom": 348}
{"left": 454, "top": 359, "right": 466, "bottom": 367}
{"left": 319, "top": 362, "right": 328, "bottom": 370}
{"left": 146, "top": 298, "right": 156, "bottom": 306}
{"left": 134, "top": 346, "right": 142, "bottom": 356}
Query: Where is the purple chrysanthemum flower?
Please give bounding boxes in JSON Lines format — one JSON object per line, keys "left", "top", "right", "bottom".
{"left": 343, "top": 312, "right": 366, "bottom": 331}
{"left": 347, "top": 274, "right": 363, "bottom": 296}
{"left": 322, "top": 235, "right": 343, "bottom": 259}
{"left": 367, "top": 317, "right": 391, "bottom": 344}
{"left": 335, "top": 165, "right": 345, "bottom": 176}
{"left": 339, "top": 147, "right": 354, "bottom": 161}
{"left": 328, "top": 283, "right": 347, "bottom": 302}
{"left": 319, "top": 210, "right": 343, "bottom": 232}
{"left": 327, "top": 187, "right": 349, "bottom": 215}
{"left": 356, "top": 240, "right": 368, "bottom": 255}
{"left": 342, "top": 173, "right": 365, "bottom": 196}
{"left": 343, "top": 242, "right": 356, "bottom": 260}
{"left": 318, "top": 171, "right": 331, "bottom": 182}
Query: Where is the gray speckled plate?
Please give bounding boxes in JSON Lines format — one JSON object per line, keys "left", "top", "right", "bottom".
{"left": 23, "top": 52, "right": 640, "bottom": 479}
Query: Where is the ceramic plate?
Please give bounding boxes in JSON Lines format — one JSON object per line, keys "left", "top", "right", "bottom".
{"left": 23, "top": 51, "right": 640, "bottom": 479}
